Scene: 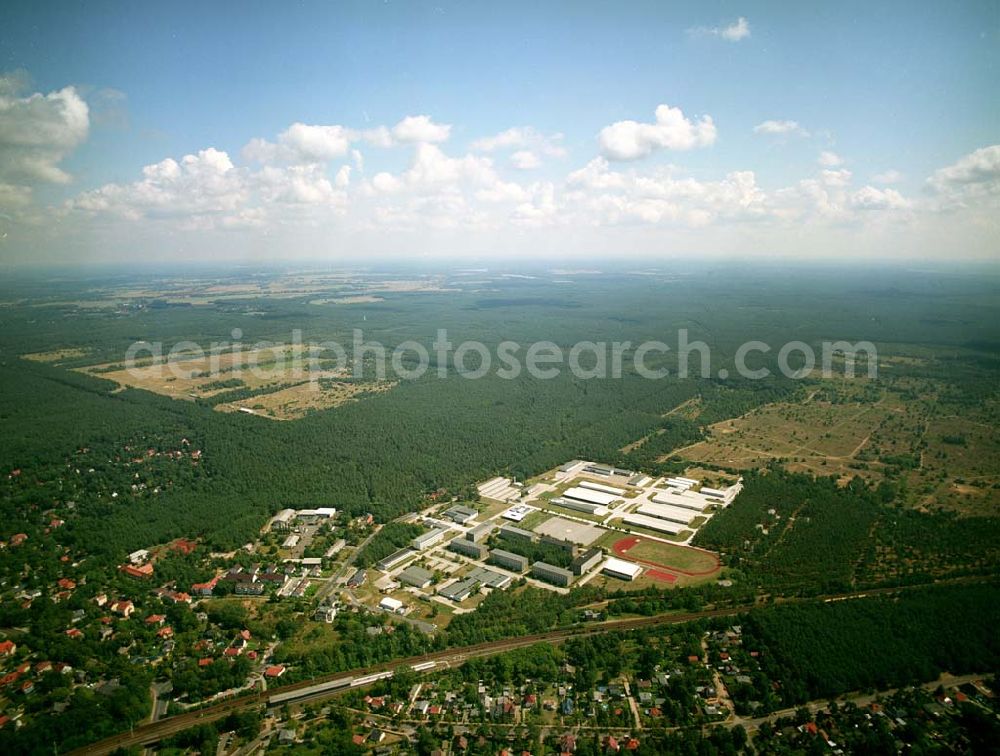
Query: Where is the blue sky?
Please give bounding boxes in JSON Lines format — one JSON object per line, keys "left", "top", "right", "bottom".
{"left": 1, "top": 0, "right": 998, "bottom": 264}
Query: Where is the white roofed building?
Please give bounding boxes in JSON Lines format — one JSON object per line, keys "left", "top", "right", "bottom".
{"left": 379, "top": 596, "right": 404, "bottom": 613}
{"left": 602, "top": 557, "right": 642, "bottom": 581}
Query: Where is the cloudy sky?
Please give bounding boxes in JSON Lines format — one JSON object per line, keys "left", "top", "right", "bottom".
{"left": 1, "top": 0, "right": 998, "bottom": 266}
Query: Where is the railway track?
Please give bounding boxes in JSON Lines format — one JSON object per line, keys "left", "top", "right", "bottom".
{"left": 70, "top": 605, "right": 749, "bottom": 754}
{"left": 70, "top": 578, "right": 994, "bottom": 755}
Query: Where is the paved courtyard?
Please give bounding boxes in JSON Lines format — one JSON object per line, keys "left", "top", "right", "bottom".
{"left": 534, "top": 516, "right": 604, "bottom": 546}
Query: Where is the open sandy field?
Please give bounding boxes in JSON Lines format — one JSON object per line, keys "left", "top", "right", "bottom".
{"left": 215, "top": 379, "right": 395, "bottom": 420}
{"left": 74, "top": 343, "right": 394, "bottom": 420}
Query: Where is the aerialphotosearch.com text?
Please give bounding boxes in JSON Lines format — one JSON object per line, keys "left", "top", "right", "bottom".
{"left": 123, "top": 329, "right": 878, "bottom": 385}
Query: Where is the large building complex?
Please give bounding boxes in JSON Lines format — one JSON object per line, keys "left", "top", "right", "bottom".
{"left": 531, "top": 561, "right": 575, "bottom": 587}
{"left": 622, "top": 512, "right": 686, "bottom": 535}
{"left": 411, "top": 527, "right": 447, "bottom": 551}
{"left": 498, "top": 523, "right": 535, "bottom": 541}
{"left": 466, "top": 523, "right": 494, "bottom": 542}
{"left": 442, "top": 505, "right": 478, "bottom": 525}
{"left": 376, "top": 547, "right": 415, "bottom": 572}
{"left": 398, "top": 565, "right": 433, "bottom": 589}
{"left": 562, "top": 486, "right": 620, "bottom": 507}
{"left": 636, "top": 501, "right": 698, "bottom": 525}
{"left": 438, "top": 577, "right": 479, "bottom": 602}
{"left": 652, "top": 489, "right": 711, "bottom": 512}
{"left": 478, "top": 477, "right": 521, "bottom": 503}
{"left": 551, "top": 496, "right": 609, "bottom": 517}
{"left": 466, "top": 567, "right": 511, "bottom": 590}
{"left": 570, "top": 547, "right": 604, "bottom": 576}
{"left": 489, "top": 549, "right": 529, "bottom": 573}
{"left": 577, "top": 480, "right": 625, "bottom": 496}
{"left": 448, "top": 538, "right": 489, "bottom": 560}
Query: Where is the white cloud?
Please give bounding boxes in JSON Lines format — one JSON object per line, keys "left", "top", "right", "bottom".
{"left": 0, "top": 182, "right": 32, "bottom": 210}
{"left": 351, "top": 149, "right": 365, "bottom": 173}
{"left": 598, "top": 104, "right": 717, "bottom": 161}
{"left": 70, "top": 148, "right": 247, "bottom": 223}
{"left": 243, "top": 122, "right": 352, "bottom": 164}
{"left": 720, "top": 17, "right": 751, "bottom": 41}
{"left": 818, "top": 150, "right": 844, "bottom": 167}
{"left": 562, "top": 158, "right": 769, "bottom": 228}
{"left": 400, "top": 143, "right": 496, "bottom": 188}
{"left": 391, "top": 115, "right": 451, "bottom": 144}
{"left": 0, "top": 76, "right": 89, "bottom": 187}
{"left": 820, "top": 169, "right": 853, "bottom": 188}
{"left": 279, "top": 123, "right": 352, "bottom": 161}
{"left": 371, "top": 172, "right": 403, "bottom": 193}
{"left": 753, "top": 120, "right": 808, "bottom": 137}
{"left": 850, "top": 185, "right": 911, "bottom": 211}
{"left": 871, "top": 169, "right": 903, "bottom": 184}
{"left": 475, "top": 180, "right": 530, "bottom": 203}
{"left": 242, "top": 118, "right": 440, "bottom": 166}
{"left": 689, "top": 17, "right": 751, "bottom": 42}
{"left": 256, "top": 163, "right": 345, "bottom": 207}
{"left": 567, "top": 158, "right": 628, "bottom": 190}
{"left": 52, "top": 108, "right": 937, "bottom": 253}
{"left": 510, "top": 150, "right": 540, "bottom": 170}
{"left": 927, "top": 145, "right": 1000, "bottom": 203}
{"left": 471, "top": 127, "right": 566, "bottom": 158}
{"left": 359, "top": 126, "right": 394, "bottom": 148}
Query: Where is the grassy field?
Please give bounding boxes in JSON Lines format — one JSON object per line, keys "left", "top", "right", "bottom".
{"left": 674, "top": 380, "right": 891, "bottom": 476}
{"left": 673, "top": 376, "right": 1000, "bottom": 516}
{"left": 594, "top": 531, "right": 720, "bottom": 580}
{"left": 615, "top": 536, "right": 719, "bottom": 574}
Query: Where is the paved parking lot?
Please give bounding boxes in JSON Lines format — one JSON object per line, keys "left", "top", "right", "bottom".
{"left": 534, "top": 516, "right": 604, "bottom": 546}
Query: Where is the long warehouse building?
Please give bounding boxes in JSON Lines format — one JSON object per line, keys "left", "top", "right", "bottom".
{"left": 551, "top": 497, "right": 608, "bottom": 516}
{"left": 653, "top": 490, "right": 710, "bottom": 512}
{"left": 636, "top": 501, "right": 697, "bottom": 525}
{"left": 563, "top": 486, "right": 620, "bottom": 507}
{"left": 622, "top": 513, "right": 686, "bottom": 535}
{"left": 577, "top": 480, "right": 625, "bottom": 496}
{"left": 411, "top": 527, "right": 448, "bottom": 551}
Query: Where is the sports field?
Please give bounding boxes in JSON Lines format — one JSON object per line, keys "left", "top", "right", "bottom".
{"left": 610, "top": 535, "right": 720, "bottom": 577}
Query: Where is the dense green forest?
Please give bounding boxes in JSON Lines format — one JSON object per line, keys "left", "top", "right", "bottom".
{"left": 2, "top": 267, "right": 998, "bottom": 566}
{"left": 353, "top": 522, "right": 424, "bottom": 567}
{"left": 742, "top": 582, "right": 1000, "bottom": 704}
{"left": 694, "top": 467, "right": 1000, "bottom": 592}
{"left": 0, "top": 268, "right": 998, "bottom": 753}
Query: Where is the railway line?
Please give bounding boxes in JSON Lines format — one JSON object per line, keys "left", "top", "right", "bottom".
{"left": 70, "top": 605, "right": 750, "bottom": 754}
{"left": 70, "top": 578, "right": 993, "bottom": 755}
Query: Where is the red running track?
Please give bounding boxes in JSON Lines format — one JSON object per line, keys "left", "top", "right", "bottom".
{"left": 613, "top": 536, "right": 721, "bottom": 577}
